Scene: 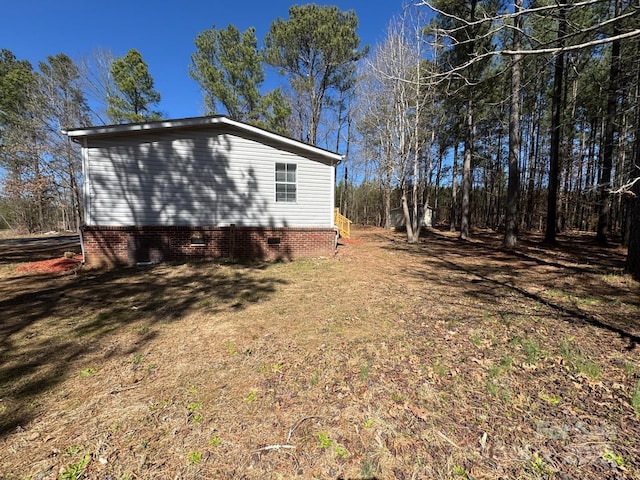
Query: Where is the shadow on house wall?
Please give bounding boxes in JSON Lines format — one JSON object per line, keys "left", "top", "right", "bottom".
{"left": 83, "top": 129, "right": 335, "bottom": 266}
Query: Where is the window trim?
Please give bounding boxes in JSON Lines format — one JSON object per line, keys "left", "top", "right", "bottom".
{"left": 275, "top": 162, "right": 297, "bottom": 203}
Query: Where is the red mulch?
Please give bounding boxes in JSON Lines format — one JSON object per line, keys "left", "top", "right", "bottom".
{"left": 15, "top": 255, "right": 83, "bottom": 274}
{"left": 339, "top": 237, "right": 363, "bottom": 244}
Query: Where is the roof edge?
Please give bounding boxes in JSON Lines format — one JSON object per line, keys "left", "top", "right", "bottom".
{"left": 64, "top": 115, "right": 343, "bottom": 162}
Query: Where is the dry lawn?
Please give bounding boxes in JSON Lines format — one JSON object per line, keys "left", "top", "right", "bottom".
{"left": 1, "top": 227, "right": 639, "bottom": 479}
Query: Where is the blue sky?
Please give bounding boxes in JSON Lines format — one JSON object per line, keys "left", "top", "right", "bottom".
{"left": 2, "top": 1, "right": 406, "bottom": 121}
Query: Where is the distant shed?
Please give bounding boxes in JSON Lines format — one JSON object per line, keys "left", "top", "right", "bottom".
{"left": 389, "top": 206, "right": 433, "bottom": 229}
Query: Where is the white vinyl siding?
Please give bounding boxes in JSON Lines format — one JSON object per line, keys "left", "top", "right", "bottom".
{"left": 83, "top": 128, "right": 335, "bottom": 228}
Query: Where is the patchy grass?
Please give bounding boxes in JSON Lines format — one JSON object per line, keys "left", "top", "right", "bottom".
{"left": 0, "top": 227, "right": 639, "bottom": 479}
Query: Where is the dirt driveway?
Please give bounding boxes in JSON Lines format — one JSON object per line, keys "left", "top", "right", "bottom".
{"left": 0, "top": 234, "right": 81, "bottom": 264}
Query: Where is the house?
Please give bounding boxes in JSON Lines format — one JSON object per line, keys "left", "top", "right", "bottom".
{"left": 65, "top": 116, "right": 343, "bottom": 266}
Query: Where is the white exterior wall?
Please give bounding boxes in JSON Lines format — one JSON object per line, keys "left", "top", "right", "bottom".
{"left": 83, "top": 128, "right": 336, "bottom": 228}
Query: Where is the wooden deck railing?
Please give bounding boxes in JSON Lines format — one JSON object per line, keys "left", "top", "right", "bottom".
{"left": 334, "top": 208, "right": 352, "bottom": 239}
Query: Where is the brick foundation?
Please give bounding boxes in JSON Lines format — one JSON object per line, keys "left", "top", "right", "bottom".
{"left": 81, "top": 225, "right": 337, "bottom": 266}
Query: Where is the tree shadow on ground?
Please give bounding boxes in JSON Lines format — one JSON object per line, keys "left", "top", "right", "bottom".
{"left": 0, "top": 261, "right": 287, "bottom": 437}
{"left": 381, "top": 227, "right": 640, "bottom": 351}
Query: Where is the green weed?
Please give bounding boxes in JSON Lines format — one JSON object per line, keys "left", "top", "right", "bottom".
{"left": 80, "top": 367, "right": 97, "bottom": 377}
{"left": 109, "top": 421, "right": 122, "bottom": 431}
{"left": 538, "top": 391, "right": 560, "bottom": 405}
{"left": 58, "top": 453, "right": 90, "bottom": 480}
{"left": 546, "top": 288, "right": 569, "bottom": 301}
{"left": 149, "top": 399, "right": 172, "bottom": 411}
{"left": 208, "top": 434, "right": 222, "bottom": 447}
{"left": 334, "top": 444, "right": 348, "bottom": 457}
{"left": 560, "top": 338, "right": 600, "bottom": 379}
{"left": 452, "top": 464, "right": 467, "bottom": 477}
{"left": 528, "top": 452, "right": 553, "bottom": 476}
{"left": 360, "top": 364, "right": 371, "bottom": 381}
{"left": 225, "top": 341, "right": 237, "bottom": 355}
{"left": 391, "top": 392, "right": 404, "bottom": 404}
{"left": 577, "top": 359, "right": 601, "bottom": 379}
{"left": 624, "top": 362, "right": 636, "bottom": 375}
{"left": 575, "top": 295, "right": 600, "bottom": 306}
{"left": 433, "top": 363, "right": 448, "bottom": 376}
{"left": 521, "top": 338, "right": 542, "bottom": 365}
{"left": 65, "top": 445, "right": 83, "bottom": 456}
{"left": 500, "top": 355, "right": 513, "bottom": 369}
{"left": 187, "top": 402, "right": 204, "bottom": 423}
{"left": 602, "top": 448, "right": 626, "bottom": 468}
{"left": 187, "top": 385, "right": 198, "bottom": 395}
{"left": 317, "top": 431, "right": 333, "bottom": 449}
{"left": 632, "top": 380, "right": 640, "bottom": 417}
{"left": 246, "top": 391, "right": 257, "bottom": 403}
{"left": 487, "top": 380, "right": 499, "bottom": 396}
{"left": 187, "top": 450, "right": 203, "bottom": 464}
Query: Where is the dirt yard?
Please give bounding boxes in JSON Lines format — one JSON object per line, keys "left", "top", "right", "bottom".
{"left": 0, "top": 227, "right": 639, "bottom": 479}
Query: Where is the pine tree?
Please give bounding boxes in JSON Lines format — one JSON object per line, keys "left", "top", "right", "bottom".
{"left": 107, "top": 49, "right": 162, "bottom": 123}
{"left": 263, "top": 4, "right": 367, "bottom": 145}
{"left": 190, "top": 24, "right": 290, "bottom": 134}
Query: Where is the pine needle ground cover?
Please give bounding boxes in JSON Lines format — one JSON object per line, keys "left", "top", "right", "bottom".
{"left": 1, "top": 227, "right": 638, "bottom": 479}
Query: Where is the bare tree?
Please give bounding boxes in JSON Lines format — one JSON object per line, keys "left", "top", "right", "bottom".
{"left": 38, "top": 54, "right": 90, "bottom": 231}
{"left": 78, "top": 48, "right": 116, "bottom": 125}
{"left": 358, "top": 8, "right": 435, "bottom": 241}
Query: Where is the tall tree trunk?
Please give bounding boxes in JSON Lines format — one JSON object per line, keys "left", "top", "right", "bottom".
{"left": 584, "top": 118, "right": 598, "bottom": 230}
{"left": 545, "top": 6, "right": 567, "bottom": 244}
{"left": 525, "top": 94, "right": 540, "bottom": 230}
{"left": 402, "top": 188, "right": 415, "bottom": 240}
{"left": 460, "top": 99, "right": 474, "bottom": 240}
{"left": 341, "top": 162, "right": 348, "bottom": 215}
{"left": 383, "top": 176, "right": 391, "bottom": 229}
{"left": 33, "top": 134, "right": 45, "bottom": 233}
{"left": 626, "top": 38, "right": 640, "bottom": 279}
{"left": 434, "top": 144, "right": 444, "bottom": 224}
{"left": 450, "top": 142, "right": 459, "bottom": 231}
{"left": 596, "top": 0, "right": 621, "bottom": 245}
{"left": 481, "top": 146, "right": 488, "bottom": 228}
{"left": 627, "top": 178, "right": 640, "bottom": 280}
{"left": 459, "top": 0, "right": 477, "bottom": 241}
{"left": 66, "top": 137, "right": 83, "bottom": 231}
{"left": 504, "top": 0, "right": 522, "bottom": 249}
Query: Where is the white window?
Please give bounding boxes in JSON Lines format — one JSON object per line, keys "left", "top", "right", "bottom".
{"left": 275, "top": 163, "right": 297, "bottom": 202}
